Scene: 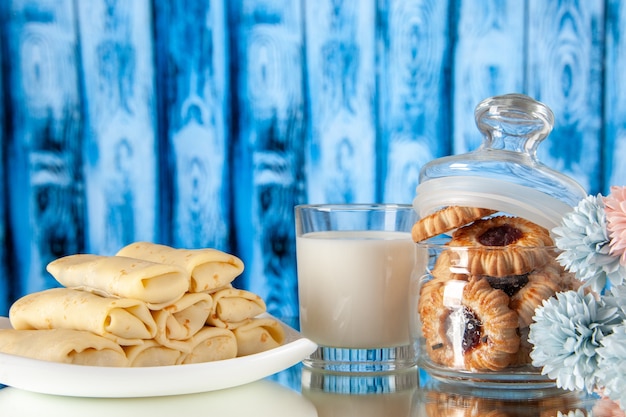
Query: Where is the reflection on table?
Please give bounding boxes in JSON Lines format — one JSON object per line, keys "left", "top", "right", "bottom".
{"left": 296, "top": 366, "right": 620, "bottom": 417}
{"left": 0, "top": 364, "right": 624, "bottom": 417}
{"left": 415, "top": 369, "right": 599, "bottom": 417}
{"left": 301, "top": 367, "right": 417, "bottom": 417}
{"left": 0, "top": 377, "right": 316, "bottom": 417}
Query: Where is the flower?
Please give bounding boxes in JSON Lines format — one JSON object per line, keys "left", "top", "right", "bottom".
{"left": 529, "top": 186, "right": 626, "bottom": 414}
{"left": 604, "top": 186, "right": 626, "bottom": 266}
{"left": 528, "top": 290, "right": 624, "bottom": 392}
{"left": 596, "top": 323, "right": 626, "bottom": 408}
{"left": 604, "top": 287, "right": 626, "bottom": 318}
{"left": 552, "top": 194, "right": 626, "bottom": 293}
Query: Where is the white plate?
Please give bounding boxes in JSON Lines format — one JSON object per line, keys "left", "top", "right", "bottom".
{"left": 0, "top": 316, "right": 316, "bottom": 398}
{"left": 0, "top": 380, "right": 318, "bottom": 417}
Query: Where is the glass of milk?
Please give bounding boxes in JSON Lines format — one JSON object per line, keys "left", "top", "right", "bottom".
{"left": 295, "top": 204, "right": 418, "bottom": 373}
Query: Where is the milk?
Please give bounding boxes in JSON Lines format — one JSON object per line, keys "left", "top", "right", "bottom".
{"left": 296, "top": 230, "right": 415, "bottom": 348}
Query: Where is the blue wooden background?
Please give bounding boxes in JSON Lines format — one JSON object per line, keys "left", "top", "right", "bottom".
{"left": 0, "top": 0, "right": 624, "bottom": 319}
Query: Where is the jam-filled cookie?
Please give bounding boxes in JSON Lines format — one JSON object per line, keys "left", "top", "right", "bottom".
{"left": 460, "top": 277, "right": 520, "bottom": 371}
{"left": 508, "top": 262, "right": 564, "bottom": 328}
{"left": 419, "top": 276, "right": 520, "bottom": 371}
{"left": 448, "top": 216, "right": 554, "bottom": 276}
{"left": 412, "top": 206, "right": 497, "bottom": 243}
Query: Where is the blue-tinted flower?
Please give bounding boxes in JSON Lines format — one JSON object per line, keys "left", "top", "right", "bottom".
{"left": 553, "top": 195, "right": 626, "bottom": 294}
{"left": 604, "top": 287, "right": 626, "bottom": 318}
{"left": 596, "top": 322, "right": 626, "bottom": 408}
{"left": 529, "top": 290, "right": 623, "bottom": 392}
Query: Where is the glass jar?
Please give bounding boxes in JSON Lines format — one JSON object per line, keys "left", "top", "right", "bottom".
{"left": 410, "top": 94, "right": 588, "bottom": 388}
{"left": 414, "top": 93, "right": 586, "bottom": 231}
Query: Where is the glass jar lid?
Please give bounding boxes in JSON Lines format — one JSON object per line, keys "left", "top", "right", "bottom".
{"left": 413, "top": 93, "right": 587, "bottom": 230}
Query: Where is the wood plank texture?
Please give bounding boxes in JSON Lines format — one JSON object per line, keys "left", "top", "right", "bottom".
{"left": 605, "top": 0, "right": 626, "bottom": 192}
{"left": 378, "top": 0, "right": 451, "bottom": 203}
{"left": 77, "top": 0, "right": 159, "bottom": 255}
{"left": 527, "top": 0, "right": 604, "bottom": 193}
{"left": 230, "top": 0, "right": 305, "bottom": 318}
{"left": 5, "top": 0, "right": 84, "bottom": 299}
{"left": 0, "top": 0, "right": 624, "bottom": 317}
{"left": 0, "top": 19, "right": 8, "bottom": 313}
{"left": 153, "top": 0, "right": 232, "bottom": 251}
{"left": 304, "top": 0, "right": 377, "bottom": 203}
{"left": 453, "top": 0, "right": 525, "bottom": 153}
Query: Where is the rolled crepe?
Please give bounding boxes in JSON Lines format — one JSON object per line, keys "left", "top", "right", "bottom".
{"left": 232, "top": 317, "right": 285, "bottom": 356}
{"left": 46, "top": 254, "right": 189, "bottom": 307}
{"left": 123, "top": 340, "right": 183, "bottom": 367}
{"left": 178, "top": 326, "right": 238, "bottom": 364}
{"left": 0, "top": 328, "right": 128, "bottom": 366}
{"left": 206, "top": 288, "right": 266, "bottom": 328}
{"left": 152, "top": 292, "right": 213, "bottom": 349}
{"left": 9, "top": 288, "right": 157, "bottom": 346}
{"left": 116, "top": 242, "right": 244, "bottom": 292}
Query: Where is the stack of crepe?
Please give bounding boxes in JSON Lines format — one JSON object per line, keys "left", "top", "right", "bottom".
{"left": 0, "top": 242, "right": 285, "bottom": 367}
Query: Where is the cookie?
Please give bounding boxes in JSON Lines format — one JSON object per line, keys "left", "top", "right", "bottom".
{"left": 430, "top": 248, "right": 470, "bottom": 281}
{"left": 412, "top": 206, "right": 497, "bottom": 242}
{"left": 418, "top": 278, "right": 456, "bottom": 367}
{"left": 418, "top": 276, "right": 520, "bottom": 371}
{"left": 448, "top": 216, "right": 554, "bottom": 276}
{"left": 508, "top": 263, "right": 564, "bottom": 328}
{"left": 460, "top": 277, "right": 520, "bottom": 371}
{"left": 509, "top": 326, "right": 533, "bottom": 367}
